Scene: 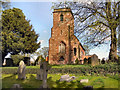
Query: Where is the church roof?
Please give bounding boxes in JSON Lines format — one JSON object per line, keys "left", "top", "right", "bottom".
{"left": 72, "top": 35, "right": 85, "bottom": 51}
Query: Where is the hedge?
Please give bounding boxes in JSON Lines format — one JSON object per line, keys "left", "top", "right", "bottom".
{"left": 2, "top": 64, "right": 120, "bottom": 76}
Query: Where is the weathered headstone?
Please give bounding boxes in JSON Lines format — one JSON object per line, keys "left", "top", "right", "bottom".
{"left": 18, "top": 61, "right": 26, "bottom": 80}
{"left": 80, "top": 79, "right": 89, "bottom": 83}
{"left": 88, "top": 54, "right": 99, "bottom": 66}
{"left": 59, "top": 75, "right": 76, "bottom": 82}
{"left": 36, "top": 61, "right": 48, "bottom": 80}
{"left": 38, "top": 61, "right": 51, "bottom": 88}
{"left": 59, "top": 74, "right": 70, "bottom": 82}
{"left": 101, "top": 58, "right": 105, "bottom": 64}
{"left": 67, "top": 76, "right": 76, "bottom": 82}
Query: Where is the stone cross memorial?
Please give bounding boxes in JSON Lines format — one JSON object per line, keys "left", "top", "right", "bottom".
{"left": 37, "top": 61, "right": 51, "bottom": 88}
{"left": 18, "top": 61, "right": 26, "bottom": 80}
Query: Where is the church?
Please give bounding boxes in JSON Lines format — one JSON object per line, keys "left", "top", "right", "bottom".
{"left": 49, "top": 8, "right": 85, "bottom": 65}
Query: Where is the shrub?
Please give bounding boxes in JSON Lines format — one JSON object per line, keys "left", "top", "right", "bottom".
{"left": 2, "top": 63, "right": 119, "bottom": 76}
{"left": 11, "top": 54, "right": 24, "bottom": 65}
{"left": 84, "top": 58, "right": 88, "bottom": 65}
{"left": 88, "top": 57, "right": 91, "bottom": 64}
{"left": 75, "top": 58, "right": 79, "bottom": 64}
{"left": 118, "top": 57, "right": 120, "bottom": 64}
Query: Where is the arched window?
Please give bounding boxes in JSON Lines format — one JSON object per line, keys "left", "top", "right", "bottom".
{"left": 59, "top": 41, "right": 66, "bottom": 53}
{"left": 74, "top": 48, "right": 77, "bottom": 56}
{"left": 60, "top": 14, "right": 63, "bottom": 21}
{"left": 59, "top": 56, "right": 64, "bottom": 61}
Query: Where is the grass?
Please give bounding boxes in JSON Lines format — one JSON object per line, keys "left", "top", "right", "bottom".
{"left": 2, "top": 74, "right": 42, "bottom": 88}
{"left": 2, "top": 74, "right": 119, "bottom": 88}
{"left": 2, "top": 64, "right": 90, "bottom": 69}
{"left": 2, "top": 64, "right": 119, "bottom": 88}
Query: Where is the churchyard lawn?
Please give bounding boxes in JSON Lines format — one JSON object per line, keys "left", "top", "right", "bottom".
{"left": 2, "top": 63, "right": 119, "bottom": 89}
{"left": 2, "top": 74, "right": 118, "bottom": 88}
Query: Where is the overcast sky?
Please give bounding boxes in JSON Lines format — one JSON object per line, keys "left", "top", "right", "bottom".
{"left": 10, "top": 1, "right": 110, "bottom": 59}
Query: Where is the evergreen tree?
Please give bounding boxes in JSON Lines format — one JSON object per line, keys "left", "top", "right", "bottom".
{"left": 1, "top": 8, "right": 40, "bottom": 63}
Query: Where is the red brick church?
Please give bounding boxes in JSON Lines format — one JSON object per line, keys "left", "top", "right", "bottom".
{"left": 49, "top": 8, "right": 85, "bottom": 65}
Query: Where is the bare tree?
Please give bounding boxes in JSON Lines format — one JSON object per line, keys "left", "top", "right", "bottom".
{"left": 0, "top": 0, "right": 10, "bottom": 11}
{"left": 52, "top": 0, "right": 120, "bottom": 62}
{"left": 38, "top": 47, "right": 49, "bottom": 59}
{"left": 83, "top": 45, "right": 90, "bottom": 55}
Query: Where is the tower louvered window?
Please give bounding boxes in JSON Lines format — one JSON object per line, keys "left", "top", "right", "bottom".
{"left": 60, "top": 14, "right": 63, "bottom": 21}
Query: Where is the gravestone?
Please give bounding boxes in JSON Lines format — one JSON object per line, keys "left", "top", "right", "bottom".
{"left": 37, "top": 61, "right": 51, "bottom": 88}
{"left": 59, "top": 74, "right": 76, "bottom": 82}
{"left": 101, "top": 58, "right": 105, "bottom": 64}
{"left": 80, "top": 79, "right": 89, "bottom": 83}
{"left": 88, "top": 54, "right": 99, "bottom": 66}
{"left": 59, "top": 74, "right": 70, "bottom": 81}
{"left": 36, "top": 61, "right": 49, "bottom": 80}
{"left": 18, "top": 61, "right": 26, "bottom": 80}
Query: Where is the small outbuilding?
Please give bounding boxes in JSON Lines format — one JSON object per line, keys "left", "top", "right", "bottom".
{"left": 3, "top": 53, "right": 14, "bottom": 66}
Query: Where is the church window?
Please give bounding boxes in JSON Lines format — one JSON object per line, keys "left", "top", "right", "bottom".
{"left": 60, "top": 14, "right": 63, "bottom": 21}
{"left": 74, "top": 48, "right": 77, "bottom": 56}
{"left": 59, "top": 56, "right": 64, "bottom": 61}
{"left": 59, "top": 41, "right": 66, "bottom": 53}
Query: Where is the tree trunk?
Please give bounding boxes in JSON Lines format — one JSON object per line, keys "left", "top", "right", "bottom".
{"left": 109, "top": 28, "right": 118, "bottom": 62}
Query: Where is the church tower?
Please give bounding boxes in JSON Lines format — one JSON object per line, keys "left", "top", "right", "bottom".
{"left": 49, "top": 8, "right": 85, "bottom": 65}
